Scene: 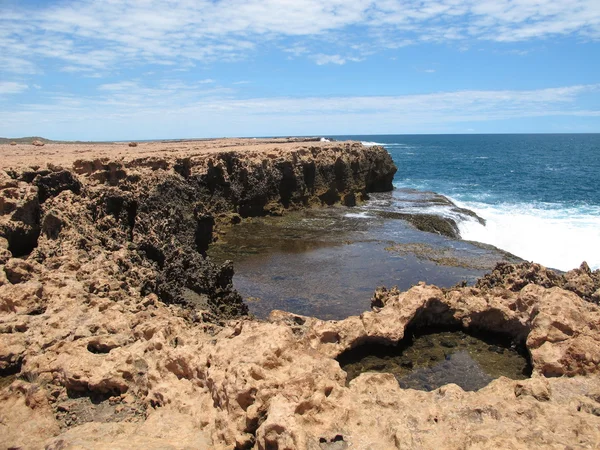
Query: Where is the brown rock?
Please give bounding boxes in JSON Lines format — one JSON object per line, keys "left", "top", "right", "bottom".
{"left": 32, "top": 140, "right": 45, "bottom": 147}
{"left": 128, "top": 142, "right": 138, "bottom": 147}
{"left": 4, "top": 258, "right": 38, "bottom": 284}
{"left": 0, "top": 140, "right": 599, "bottom": 449}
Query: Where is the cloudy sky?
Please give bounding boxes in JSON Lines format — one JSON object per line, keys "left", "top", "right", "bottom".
{"left": 1, "top": 0, "right": 599, "bottom": 140}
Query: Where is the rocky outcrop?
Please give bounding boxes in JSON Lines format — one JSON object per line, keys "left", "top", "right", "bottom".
{"left": 1, "top": 258, "right": 598, "bottom": 449}
{"left": 1, "top": 140, "right": 599, "bottom": 449}
{"left": 477, "top": 261, "right": 600, "bottom": 304}
{"left": 0, "top": 140, "right": 396, "bottom": 318}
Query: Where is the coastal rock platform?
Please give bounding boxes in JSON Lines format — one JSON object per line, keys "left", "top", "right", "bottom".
{"left": 1, "top": 139, "right": 599, "bottom": 449}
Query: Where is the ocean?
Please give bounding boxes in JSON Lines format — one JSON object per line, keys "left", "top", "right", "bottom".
{"left": 330, "top": 134, "right": 600, "bottom": 272}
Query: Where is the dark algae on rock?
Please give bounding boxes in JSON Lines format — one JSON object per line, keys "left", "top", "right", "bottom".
{"left": 0, "top": 140, "right": 397, "bottom": 321}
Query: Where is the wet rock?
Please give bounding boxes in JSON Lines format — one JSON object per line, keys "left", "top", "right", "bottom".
{"left": 379, "top": 211, "right": 460, "bottom": 238}
{"left": 440, "top": 339, "right": 457, "bottom": 348}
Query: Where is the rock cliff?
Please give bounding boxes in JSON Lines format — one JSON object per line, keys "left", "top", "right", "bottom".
{"left": 0, "top": 140, "right": 396, "bottom": 319}
{"left": 1, "top": 140, "right": 599, "bottom": 449}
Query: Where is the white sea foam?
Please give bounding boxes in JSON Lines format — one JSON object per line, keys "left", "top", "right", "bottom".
{"left": 344, "top": 212, "right": 373, "bottom": 219}
{"left": 455, "top": 200, "right": 600, "bottom": 271}
{"left": 361, "top": 141, "right": 385, "bottom": 146}
{"left": 320, "top": 137, "right": 330, "bottom": 142}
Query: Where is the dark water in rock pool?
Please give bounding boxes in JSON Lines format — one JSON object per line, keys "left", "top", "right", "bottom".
{"left": 207, "top": 190, "right": 521, "bottom": 320}
{"left": 337, "top": 329, "right": 532, "bottom": 391}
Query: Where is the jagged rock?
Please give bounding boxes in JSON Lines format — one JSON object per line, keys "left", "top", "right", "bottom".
{"left": 0, "top": 179, "right": 41, "bottom": 257}
{"left": 0, "top": 140, "right": 598, "bottom": 449}
{"left": 477, "top": 261, "right": 600, "bottom": 304}
{"left": 33, "top": 169, "right": 82, "bottom": 203}
{"left": 32, "top": 140, "right": 45, "bottom": 147}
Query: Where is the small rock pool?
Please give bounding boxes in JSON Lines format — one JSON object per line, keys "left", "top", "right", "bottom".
{"left": 207, "top": 191, "right": 522, "bottom": 320}
{"left": 337, "top": 328, "right": 532, "bottom": 391}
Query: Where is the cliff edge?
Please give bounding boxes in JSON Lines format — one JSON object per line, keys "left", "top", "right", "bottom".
{"left": 1, "top": 139, "right": 599, "bottom": 449}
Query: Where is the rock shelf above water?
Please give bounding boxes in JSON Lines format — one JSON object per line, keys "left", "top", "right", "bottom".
{"left": 0, "top": 139, "right": 599, "bottom": 449}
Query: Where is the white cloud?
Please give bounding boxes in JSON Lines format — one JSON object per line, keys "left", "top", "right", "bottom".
{"left": 313, "top": 54, "right": 363, "bottom": 65}
{"left": 313, "top": 54, "right": 347, "bottom": 65}
{"left": 1, "top": 83, "right": 598, "bottom": 139}
{"left": 98, "top": 81, "right": 139, "bottom": 92}
{"left": 0, "top": 81, "right": 28, "bottom": 95}
{"left": 1, "top": 0, "right": 599, "bottom": 74}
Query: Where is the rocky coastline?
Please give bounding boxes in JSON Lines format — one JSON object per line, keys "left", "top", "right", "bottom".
{"left": 1, "top": 139, "right": 599, "bottom": 449}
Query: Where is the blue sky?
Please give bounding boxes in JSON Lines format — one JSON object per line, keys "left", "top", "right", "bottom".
{"left": 1, "top": 0, "right": 599, "bottom": 140}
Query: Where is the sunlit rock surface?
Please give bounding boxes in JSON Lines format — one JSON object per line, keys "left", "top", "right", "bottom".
{"left": 0, "top": 139, "right": 599, "bottom": 449}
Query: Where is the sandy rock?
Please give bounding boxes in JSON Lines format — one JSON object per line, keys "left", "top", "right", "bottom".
{"left": 32, "top": 139, "right": 45, "bottom": 146}
{"left": 0, "top": 381, "right": 61, "bottom": 449}
{"left": 514, "top": 376, "right": 551, "bottom": 401}
{"left": 0, "top": 140, "right": 599, "bottom": 449}
{"left": 128, "top": 142, "right": 138, "bottom": 147}
{"left": 0, "top": 236, "right": 10, "bottom": 265}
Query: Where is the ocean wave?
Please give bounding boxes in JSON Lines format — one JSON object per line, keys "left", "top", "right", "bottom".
{"left": 320, "top": 137, "right": 331, "bottom": 142}
{"left": 455, "top": 200, "right": 600, "bottom": 271}
{"left": 361, "top": 141, "right": 385, "bottom": 146}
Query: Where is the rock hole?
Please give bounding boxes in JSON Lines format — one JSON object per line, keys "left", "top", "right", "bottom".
{"left": 26, "top": 305, "right": 46, "bottom": 316}
{"left": 139, "top": 243, "right": 165, "bottom": 268}
{"left": 6, "top": 227, "right": 40, "bottom": 257}
{"left": 292, "top": 316, "right": 306, "bottom": 326}
{"left": 195, "top": 215, "right": 215, "bottom": 255}
{"left": 320, "top": 331, "right": 340, "bottom": 344}
{"left": 0, "top": 356, "right": 23, "bottom": 377}
{"left": 336, "top": 325, "right": 532, "bottom": 392}
{"left": 66, "top": 387, "right": 120, "bottom": 405}
{"left": 87, "top": 341, "right": 115, "bottom": 354}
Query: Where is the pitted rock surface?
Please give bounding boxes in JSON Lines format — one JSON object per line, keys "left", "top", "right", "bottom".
{"left": 0, "top": 139, "right": 599, "bottom": 449}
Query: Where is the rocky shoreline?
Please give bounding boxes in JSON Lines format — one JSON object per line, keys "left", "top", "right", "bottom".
{"left": 1, "top": 139, "right": 600, "bottom": 449}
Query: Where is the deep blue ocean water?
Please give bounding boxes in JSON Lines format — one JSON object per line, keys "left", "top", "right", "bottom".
{"left": 330, "top": 134, "right": 600, "bottom": 271}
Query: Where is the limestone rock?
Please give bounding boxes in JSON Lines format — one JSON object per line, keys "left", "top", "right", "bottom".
{"left": 0, "top": 140, "right": 598, "bottom": 449}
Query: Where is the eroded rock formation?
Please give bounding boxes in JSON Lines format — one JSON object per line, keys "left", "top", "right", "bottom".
{"left": 1, "top": 140, "right": 599, "bottom": 449}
